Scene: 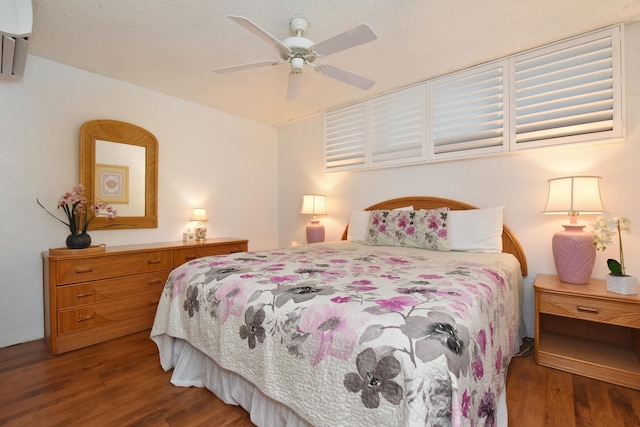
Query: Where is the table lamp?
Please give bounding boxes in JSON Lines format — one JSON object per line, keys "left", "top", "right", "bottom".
{"left": 300, "top": 194, "right": 327, "bottom": 244}
{"left": 191, "top": 208, "right": 208, "bottom": 241}
{"left": 542, "top": 176, "right": 604, "bottom": 284}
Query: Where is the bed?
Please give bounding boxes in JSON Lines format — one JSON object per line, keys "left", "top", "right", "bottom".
{"left": 151, "top": 196, "right": 527, "bottom": 427}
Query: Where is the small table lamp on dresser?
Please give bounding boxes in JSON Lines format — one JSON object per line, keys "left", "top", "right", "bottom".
{"left": 301, "top": 194, "right": 327, "bottom": 243}
{"left": 191, "top": 208, "right": 208, "bottom": 241}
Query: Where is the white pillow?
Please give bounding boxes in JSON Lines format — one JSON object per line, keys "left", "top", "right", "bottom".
{"left": 347, "top": 206, "right": 414, "bottom": 243}
{"left": 449, "top": 206, "right": 504, "bottom": 253}
{"left": 347, "top": 211, "right": 371, "bottom": 242}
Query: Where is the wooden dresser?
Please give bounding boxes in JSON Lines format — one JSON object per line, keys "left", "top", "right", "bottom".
{"left": 42, "top": 238, "right": 248, "bottom": 354}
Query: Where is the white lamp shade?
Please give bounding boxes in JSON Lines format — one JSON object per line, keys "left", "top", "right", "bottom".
{"left": 542, "top": 176, "right": 604, "bottom": 215}
{"left": 300, "top": 194, "right": 327, "bottom": 215}
{"left": 191, "top": 208, "right": 208, "bottom": 221}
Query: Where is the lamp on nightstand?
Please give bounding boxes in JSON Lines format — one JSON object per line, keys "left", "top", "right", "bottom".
{"left": 300, "top": 194, "right": 327, "bottom": 244}
{"left": 191, "top": 208, "right": 208, "bottom": 241}
{"left": 542, "top": 176, "right": 604, "bottom": 284}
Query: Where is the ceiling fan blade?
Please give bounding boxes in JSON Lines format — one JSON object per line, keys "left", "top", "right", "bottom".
{"left": 228, "top": 15, "right": 291, "bottom": 57}
{"left": 311, "top": 24, "right": 377, "bottom": 57}
{"left": 287, "top": 72, "right": 303, "bottom": 100}
{"left": 212, "top": 60, "right": 281, "bottom": 73}
{"left": 316, "top": 64, "right": 375, "bottom": 90}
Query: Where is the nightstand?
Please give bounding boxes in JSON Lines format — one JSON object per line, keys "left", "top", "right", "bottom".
{"left": 534, "top": 274, "right": 640, "bottom": 389}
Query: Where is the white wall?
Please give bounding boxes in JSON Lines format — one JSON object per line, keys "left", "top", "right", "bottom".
{"left": 0, "top": 56, "right": 279, "bottom": 348}
{"left": 278, "top": 22, "right": 640, "bottom": 337}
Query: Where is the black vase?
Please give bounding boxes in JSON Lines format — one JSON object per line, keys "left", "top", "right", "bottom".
{"left": 66, "top": 233, "right": 91, "bottom": 249}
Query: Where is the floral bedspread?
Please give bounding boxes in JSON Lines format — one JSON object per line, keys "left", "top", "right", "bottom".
{"left": 151, "top": 241, "right": 522, "bottom": 427}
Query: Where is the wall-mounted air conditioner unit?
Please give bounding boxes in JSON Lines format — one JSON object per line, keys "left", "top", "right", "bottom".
{"left": 0, "top": 0, "right": 32, "bottom": 78}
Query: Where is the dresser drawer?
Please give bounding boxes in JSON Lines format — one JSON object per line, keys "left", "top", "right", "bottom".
{"left": 55, "top": 250, "right": 173, "bottom": 284}
{"left": 57, "top": 292, "right": 161, "bottom": 334}
{"left": 539, "top": 292, "right": 640, "bottom": 328}
{"left": 173, "top": 242, "right": 247, "bottom": 267}
{"left": 56, "top": 270, "right": 169, "bottom": 310}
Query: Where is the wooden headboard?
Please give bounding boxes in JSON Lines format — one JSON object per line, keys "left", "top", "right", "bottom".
{"left": 341, "top": 196, "right": 528, "bottom": 276}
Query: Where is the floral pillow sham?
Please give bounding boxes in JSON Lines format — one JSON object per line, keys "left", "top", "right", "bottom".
{"left": 347, "top": 205, "right": 414, "bottom": 243}
{"left": 365, "top": 208, "right": 450, "bottom": 251}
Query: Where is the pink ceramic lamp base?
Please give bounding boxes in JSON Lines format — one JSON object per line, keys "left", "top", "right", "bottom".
{"left": 306, "top": 220, "right": 325, "bottom": 244}
{"left": 552, "top": 224, "right": 596, "bottom": 285}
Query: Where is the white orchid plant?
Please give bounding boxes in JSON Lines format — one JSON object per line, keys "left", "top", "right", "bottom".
{"left": 591, "top": 214, "right": 633, "bottom": 276}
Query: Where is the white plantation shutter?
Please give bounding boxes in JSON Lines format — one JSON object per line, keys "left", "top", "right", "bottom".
{"left": 323, "top": 104, "right": 367, "bottom": 171}
{"left": 512, "top": 27, "right": 621, "bottom": 147}
{"left": 322, "top": 25, "right": 623, "bottom": 172}
{"left": 430, "top": 62, "right": 507, "bottom": 158}
{"left": 370, "top": 85, "right": 425, "bottom": 164}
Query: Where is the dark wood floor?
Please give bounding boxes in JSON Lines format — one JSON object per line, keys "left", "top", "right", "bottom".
{"left": 0, "top": 332, "right": 638, "bottom": 426}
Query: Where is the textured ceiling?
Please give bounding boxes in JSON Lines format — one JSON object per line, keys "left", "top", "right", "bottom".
{"left": 28, "top": 0, "right": 640, "bottom": 127}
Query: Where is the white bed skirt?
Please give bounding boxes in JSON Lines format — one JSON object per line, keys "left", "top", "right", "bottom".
{"left": 155, "top": 336, "right": 509, "bottom": 427}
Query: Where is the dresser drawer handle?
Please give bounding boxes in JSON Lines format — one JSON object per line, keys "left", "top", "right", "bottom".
{"left": 148, "top": 259, "right": 162, "bottom": 265}
{"left": 75, "top": 267, "right": 94, "bottom": 274}
{"left": 577, "top": 306, "right": 599, "bottom": 314}
{"left": 77, "top": 315, "right": 94, "bottom": 322}
{"left": 148, "top": 279, "right": 162, "bottom": 285}
{"left": 75, "top": 292, "right": 94, "bottom": 298}
{"left": 185, "top": 256, "right": 197, "bottom": 261}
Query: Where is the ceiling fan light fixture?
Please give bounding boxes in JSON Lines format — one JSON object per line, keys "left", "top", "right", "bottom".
{"left": 291, "top": 57, "right": 304, "bottom": 72}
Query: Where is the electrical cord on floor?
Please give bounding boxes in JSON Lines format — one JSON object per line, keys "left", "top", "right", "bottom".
{"left": 513, "top": 337, "right": 534, "bottom": 357}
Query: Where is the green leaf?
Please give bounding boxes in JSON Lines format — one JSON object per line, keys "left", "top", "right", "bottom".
{"left": 607, "top": 259, "right": 623, "bottom": 275}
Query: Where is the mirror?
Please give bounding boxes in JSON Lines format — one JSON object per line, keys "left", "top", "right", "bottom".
{"left": 80, "top": 120, "right": 158, "bottom": 229}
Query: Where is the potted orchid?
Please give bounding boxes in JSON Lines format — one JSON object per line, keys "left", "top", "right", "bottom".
{"left": 38, "top": 184, "right": 117, "bottom": 249}
{"left": 591, "top": 214, "right": 637, "bottom": 295}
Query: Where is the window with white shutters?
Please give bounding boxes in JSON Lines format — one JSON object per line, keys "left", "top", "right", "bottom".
{"left": 370, "top": 85, "right": 425, "bottom": 165}
{"left": 511, "top": 27, "right": 622, "bottom": 149}
{"left": 430, "top": 62, "right": 508, "bottom": 159}
{"left": 322, "top": 25, "right": 624, "bottom": 172}
{"left": 323, "top": 104, "right": 367, "bottom": 171}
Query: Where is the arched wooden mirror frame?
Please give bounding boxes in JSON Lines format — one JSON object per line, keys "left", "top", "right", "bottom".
{"left": 79, "top": 120, "right": 158, "bottom": 230}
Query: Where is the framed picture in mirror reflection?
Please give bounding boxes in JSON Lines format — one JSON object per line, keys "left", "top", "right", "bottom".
{"left": 95, "top": 164, "right": 129, "bottom": 204}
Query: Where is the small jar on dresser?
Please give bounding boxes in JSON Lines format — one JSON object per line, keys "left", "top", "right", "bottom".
{"left": 42, "top": 238, "right": 248, "bottom": 354}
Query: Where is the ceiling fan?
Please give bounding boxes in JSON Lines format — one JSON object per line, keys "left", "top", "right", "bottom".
{"left": 213, "top": 15, "right": 378, "bottom": 100}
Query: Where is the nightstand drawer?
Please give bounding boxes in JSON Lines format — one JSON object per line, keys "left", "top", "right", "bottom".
{"left": 539, "top": 292, "right": 640, "bottom": 328}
